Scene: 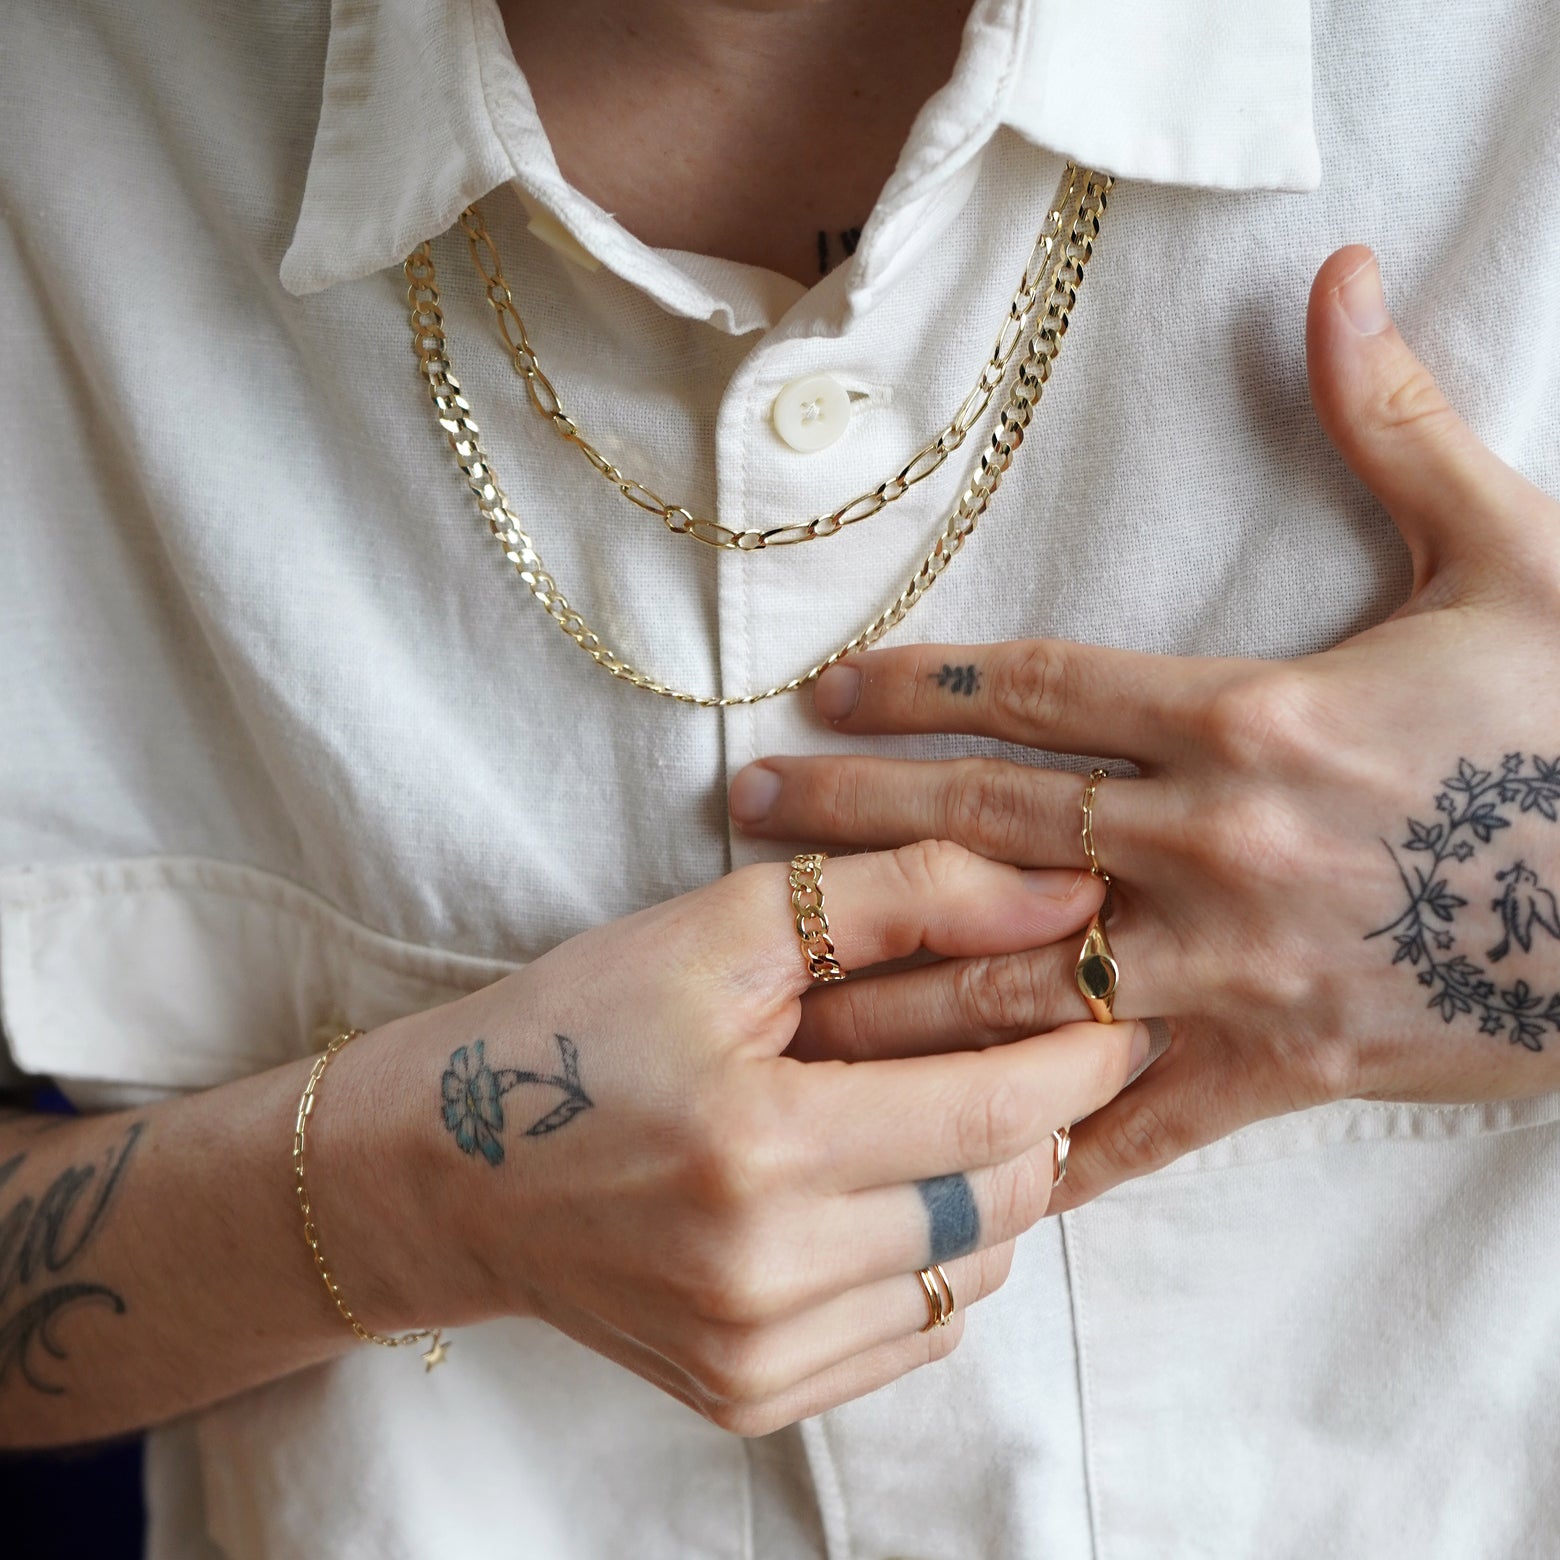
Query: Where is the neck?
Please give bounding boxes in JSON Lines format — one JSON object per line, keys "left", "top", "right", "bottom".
{"left": 497, "top": 0, "right": 973, "bottom": 285}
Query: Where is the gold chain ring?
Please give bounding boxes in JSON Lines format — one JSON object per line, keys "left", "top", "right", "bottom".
{"left": 788, "top": 852, "right": 848, "bottom": 982}
{"left": 462, "top": 169, "right": 1081, "bottom": 551}
{"left": 403, "top": 169, "right": 1111, "bottom": 708}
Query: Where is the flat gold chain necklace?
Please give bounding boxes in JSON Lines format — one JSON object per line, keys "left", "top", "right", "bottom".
{"left": 403, "top": 166, "right": 1110, "bottom": 709}
{"left": 462, "top": 167, "right": 1080, "bottom": 552}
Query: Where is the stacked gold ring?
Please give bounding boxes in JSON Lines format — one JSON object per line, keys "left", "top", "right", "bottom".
{"left": 916, "top": 1263, "right": 956, "bottom": 1331}
{"left": 789, "top": 852, "right": 847, "bottom": 982}
{"left": 1074, "top": 768, "right": 1121, "bottom": 1023}
{"left": 1051, "top": 1125, "right": 1071, "bottom": 1186}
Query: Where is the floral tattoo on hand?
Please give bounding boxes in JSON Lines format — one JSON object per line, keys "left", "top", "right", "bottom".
{"left": 1370, "top": 754, "right": 1560, "bottom": 1051}
{"left": 440, "top": 1036, "right": 594, "bottom": 1166}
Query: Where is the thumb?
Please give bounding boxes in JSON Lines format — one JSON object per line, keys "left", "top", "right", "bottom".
{"left": 1306, "top": 246, "right": 1528, "bottom": 584}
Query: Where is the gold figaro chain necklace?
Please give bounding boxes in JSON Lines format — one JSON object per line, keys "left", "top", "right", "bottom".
{"left": 403, "top": 165, "right": 1110, "bottom": 709}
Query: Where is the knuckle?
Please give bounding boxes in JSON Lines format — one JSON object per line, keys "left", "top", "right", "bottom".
{"left": 690, "top": 1330, "right": 776, "bottom": 1405}
{"left": 942, "top": 762, "right": 1032, "bottom": 858}
{"left": 706, "top": 1395, "right": 802, "bottom": 1438}
{"left": 1199, "top": 672, "right": 1314, "bottom": 773}
{"left": 952, "top": 952, "right": 1043, "bottom": 1039}
{"left": 992, "top": 641, "right": 1067, "bottom": 727}
{"left": 890, "top": 836, "right": 974, "bottom": 898}
{"left": 978, "top": 1241, "right": 1017, "bottom": 1294}
{"left": 1202, "top": 791, "right": 1309, "bottom": 891}
{"left": 1284, "top": 1032, "right": 1361, "bottom": 1107}
{"left": 989, "top": 1148, "right": 1051, "bottom": 1238}
{"left": 817, "top": 761, "right": 865, "bottom": 833}
{"left": 677, "top": 1241, "right": 780, "bottom": 1327}
{"left": 1379, "top": 364, "right": 1454, "bottom": 437}
{"left": 917, "top": 1311, "right": 966, "bottom": 1366}
{"left": 955, "top": 1068, "right": 1030, "bottom": 1166}
{"left": 1096, "top": 1094, "right": 1185, "bottom": 1178}
{"left": 1228, "top": 931, "right": 1317, "bottom": 1013}
{"left": 680, "top": 1089, "right": 789, "bottom": 1214}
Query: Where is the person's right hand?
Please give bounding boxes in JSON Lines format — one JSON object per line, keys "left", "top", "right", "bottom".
{"left": 323, "top": 842, "right": 1147, "bottom": 1435}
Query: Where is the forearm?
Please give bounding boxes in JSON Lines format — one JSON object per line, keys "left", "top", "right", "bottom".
{"left": 0, "top": 1031, "right": 447, "bottom": 1449}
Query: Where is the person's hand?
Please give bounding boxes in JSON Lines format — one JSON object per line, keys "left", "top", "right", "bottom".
{"left": 330, "top": 843, "right": 1142, "bottom": 1432}
{"left": 726, "top": 245, "right": 1560, "bottom": 1211}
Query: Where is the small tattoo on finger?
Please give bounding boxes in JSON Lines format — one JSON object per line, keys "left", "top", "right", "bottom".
{"left": 916, "top": 1173, "right": 980, "bottom": 1265}
{"left": 930, "top": 664, "right": 981, "bottom": 696}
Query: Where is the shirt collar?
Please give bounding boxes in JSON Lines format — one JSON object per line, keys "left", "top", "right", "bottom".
{"left": 280, "top": 0, "right": 1319, "bottom": 313}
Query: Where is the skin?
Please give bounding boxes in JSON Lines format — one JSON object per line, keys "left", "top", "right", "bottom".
{"left": 1, "top": 847, "right": 1142, "bottom": 1446}
{"left": 496, "top": 0, "right": 970, "bottom": 284}
{"left": 12, "top": 0, "right": 1549, "bottom": 1454}
{"left": 729, "top": 248, "right": 1560, "bottom": 1209}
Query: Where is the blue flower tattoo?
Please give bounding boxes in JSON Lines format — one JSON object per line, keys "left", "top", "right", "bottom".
{"left": 440, "top": 1035, "right": 594, "bottom": 1166}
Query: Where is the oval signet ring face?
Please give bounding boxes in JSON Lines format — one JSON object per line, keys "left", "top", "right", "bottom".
{"left": 1076, "top": 949, "right": 1119, "bottom": 1004}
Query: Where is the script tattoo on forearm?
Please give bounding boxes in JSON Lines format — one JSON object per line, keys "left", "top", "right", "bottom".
{"left": 929, "top": 664, "right": 981, "bottom": 696}
{"left": 0, "top": 1122, "right": 142, "bottom": 1396}
{"left": 440, "top": 1036, "right": 594, "bottom": 1167}
{"left": 1369, "top": 753, "right": 1560, "bottom": 1051}
{"left": 916, "top": 1174, "right": 980, "bottom": 1265}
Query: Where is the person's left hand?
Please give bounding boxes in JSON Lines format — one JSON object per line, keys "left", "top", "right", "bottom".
{"left": 727, "top": 245, "right": 1560, "bottom": 1210}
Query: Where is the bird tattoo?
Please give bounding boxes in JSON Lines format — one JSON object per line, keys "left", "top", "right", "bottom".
{"left": 1487, "top": 860, "right": 1560, "bottom": 963}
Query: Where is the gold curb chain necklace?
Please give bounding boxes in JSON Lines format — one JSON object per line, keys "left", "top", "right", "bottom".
{"left": 403, "top": 163, "right": 1111, "bottom": 709}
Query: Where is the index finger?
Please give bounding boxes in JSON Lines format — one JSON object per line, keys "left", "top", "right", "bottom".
{"left": 793, "top": 1016, "right": 1151, "bottom": 1192}
{"left": 812, "top": 639, "right": 1223, "bottom": 763}
{"left": 729, "top": 840, "right": 1104, "bottom": 999}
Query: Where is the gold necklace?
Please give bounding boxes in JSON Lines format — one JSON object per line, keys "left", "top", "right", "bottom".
{"left": 462, "top": 167, "right": 1083, "bottom": 551}
{"left": 403, "top": 166, "right": 1110, "bottom": 709}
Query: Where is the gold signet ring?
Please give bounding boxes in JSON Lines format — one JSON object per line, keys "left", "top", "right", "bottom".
{"left": 1075, "top": 917, "right": 1119, "bottom": 1023}
{"left": 1075, "top": 768, "right": 1119, "bottom": 1023}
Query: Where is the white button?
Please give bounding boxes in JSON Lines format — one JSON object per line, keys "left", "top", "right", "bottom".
{"left": 771, "top": 374, "right": 852, "bottom": 453}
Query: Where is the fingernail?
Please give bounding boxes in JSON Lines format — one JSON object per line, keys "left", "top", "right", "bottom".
{"left": 1337, "top": 254, "right": 1390, "bottom": 335}
{"left": 1022, "top": 868, "right": 1087, "bottom": 900}
{"left": 1129, "top": 1022, "right": 1152, "bottom": 1072}
{"left": 729, "top": 764, "right": 782, "bottom": 825}
{"left": 816, "top": 664, "right": 862, "bottom": 722}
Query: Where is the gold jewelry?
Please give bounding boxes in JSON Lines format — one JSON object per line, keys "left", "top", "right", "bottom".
{"left": 788, "top": 852, "right": 847, "bottom": 982}
{"left": 1051, "top": 1125, "right": 1071, "bottom": 1187}
{"left": 917, "top": 1263, "right": 956, "bottom": 1331}
{"left": 403, "top": 169, "right": 1112, "bottom": 708}
{"left": 1075, "top": 768, "right": 1120, "bottom": 1023}
{"left": 1080, "top": 767, "right": 1110, "bottom": 884}
{"left": 294, "top": 1028, "right": 449, "bottom": 1369}
{"left": 463, "top": 171, "right": 1079, "bottom": 552}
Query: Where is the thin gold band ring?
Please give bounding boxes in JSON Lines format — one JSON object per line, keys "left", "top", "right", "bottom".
{"left": 917, "top": 1263, "right": 955, "bottom": 1331}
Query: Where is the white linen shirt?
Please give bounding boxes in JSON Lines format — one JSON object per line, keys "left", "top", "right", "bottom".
{"left": 4, "top": 1, "right": 1560, "bottom": 1556}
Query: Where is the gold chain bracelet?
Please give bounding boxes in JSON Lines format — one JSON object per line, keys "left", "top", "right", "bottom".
{"left": 460, "top": 166, "right": 1080, "bottom": 551}
{"left": 294, "top": 1028, "right": 449, "bottom": 1370}
{"left": 403, "top": 167, "right": 1111, "bottom": 708}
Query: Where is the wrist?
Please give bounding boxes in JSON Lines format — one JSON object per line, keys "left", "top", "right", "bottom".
{"left": 302, "top": 1019, "right": 493, "bottom": 1337}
